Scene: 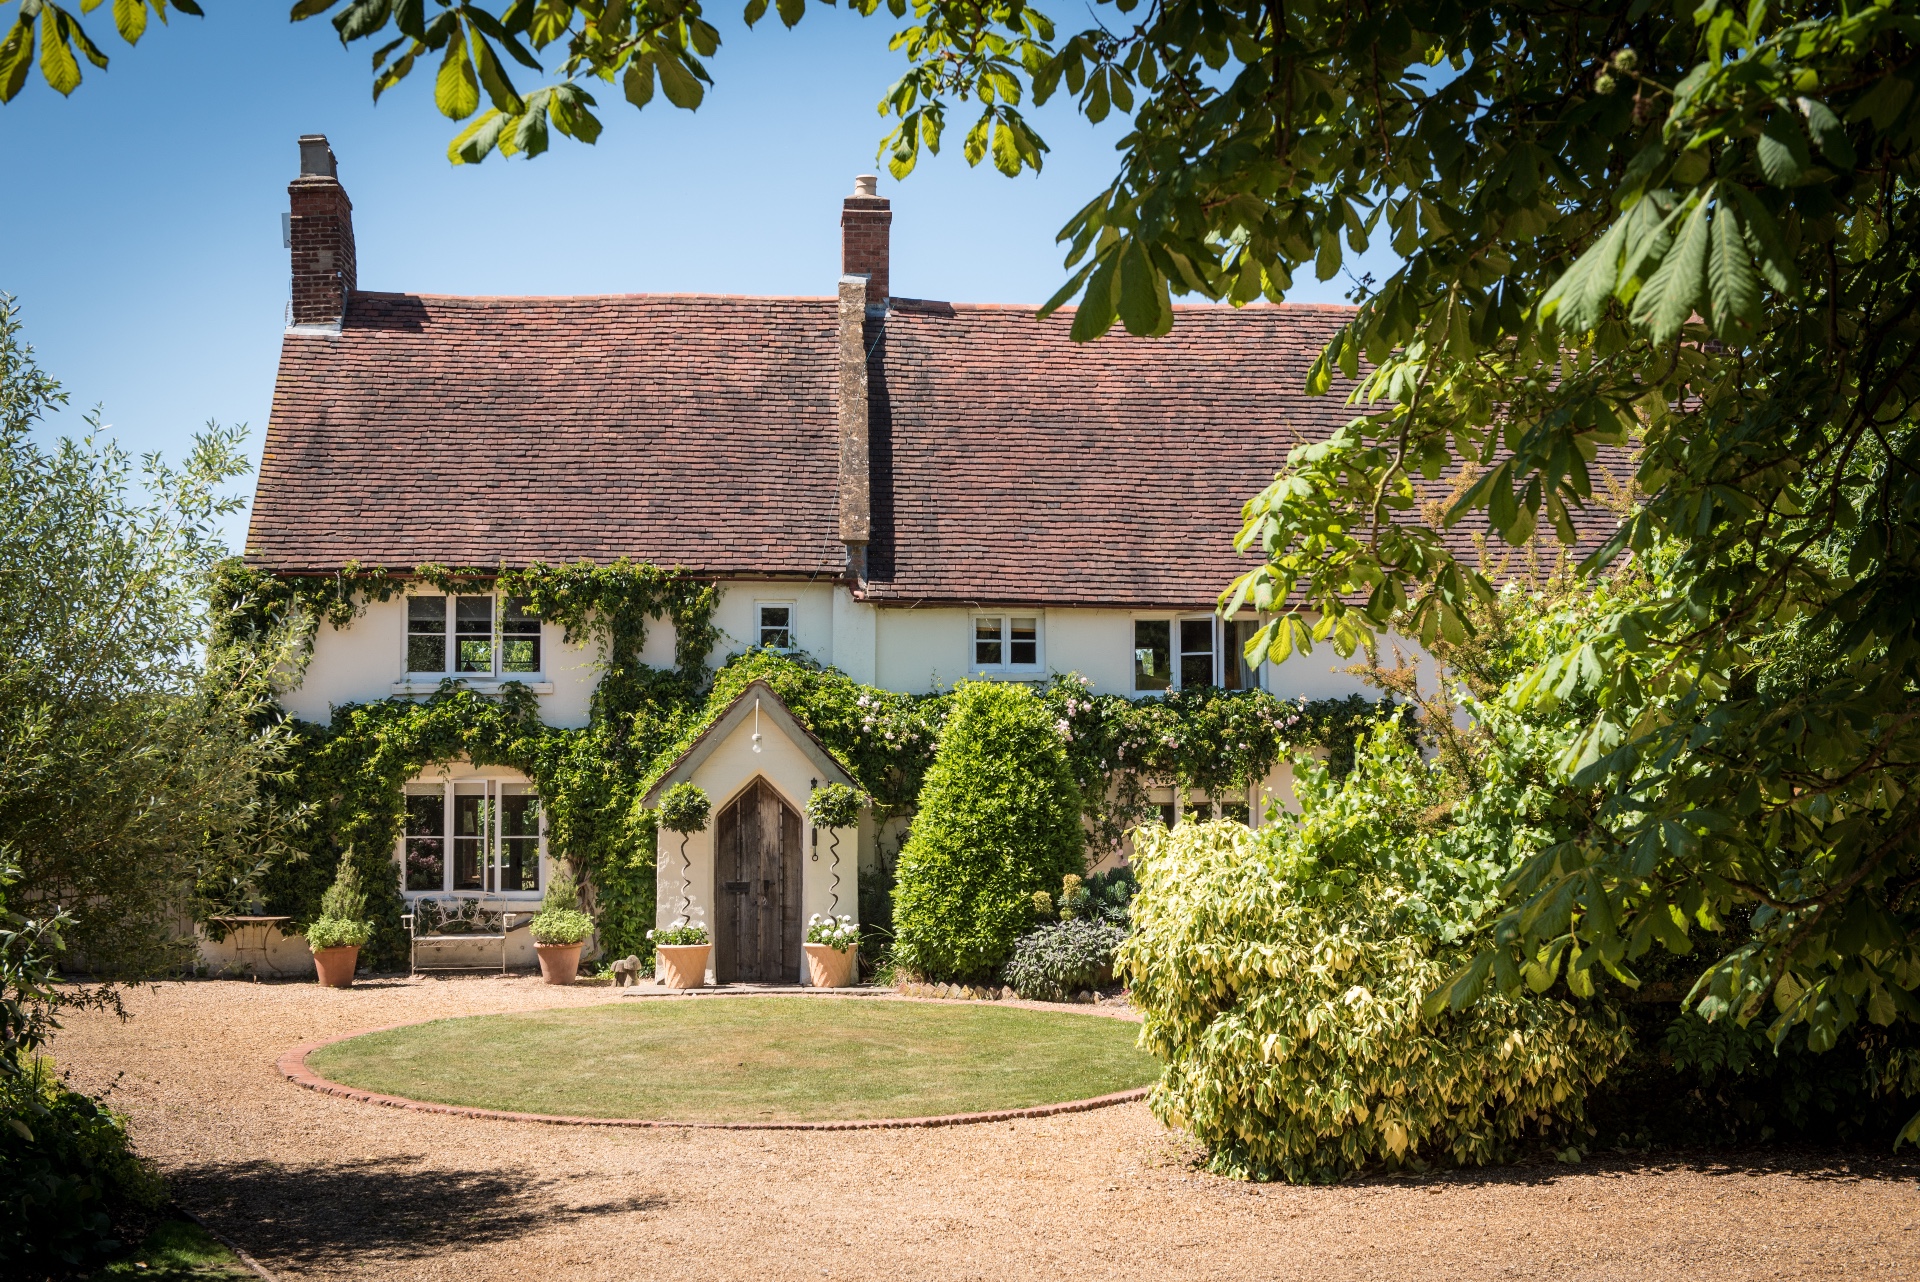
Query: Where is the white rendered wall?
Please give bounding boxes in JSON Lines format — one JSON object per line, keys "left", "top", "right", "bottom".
{"left": 708, "top": 581, "right": 842, "bottom": 667}
{"left": 1041, "top": 610, "right": 1134, "bottom": 695}
{"left": 655, "top": 711, "right": 859, "bottom": 984}
{"left": 280, "top": 593, "right": 604, "bottom": 728}
{"left": 873, "top": 606, "right": 970, "bottom": 692}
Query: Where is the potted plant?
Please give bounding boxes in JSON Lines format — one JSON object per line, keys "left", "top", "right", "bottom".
{"left": 805, "top": 782, "right": 866, "bottom": 917}
{"left": 527, "top": 868, "right": 594, "bottom": 985}
{"left": 802, "top": 913, "right": 860, "bottom": 988}
{"left": 648, "top": 919, "right": 711, "bottom": 989}
{"left": 307, "top": 858, "right": 372, "bottom": 988}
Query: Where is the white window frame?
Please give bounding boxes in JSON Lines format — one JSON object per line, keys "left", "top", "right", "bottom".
{"left": 402, "top": 590, "right": 546, "bottom": 680}
{"left": 970, "top": 612, "right": 1043, "bottom": 675}
{"left": 755, "top": 601, "right": 796, "bottom": 651}
{"left": 1133, "top": 614, "right": 1223, "bottom": 694}
{"left": 398, "top": 770, "right": 548, "bottom": 900}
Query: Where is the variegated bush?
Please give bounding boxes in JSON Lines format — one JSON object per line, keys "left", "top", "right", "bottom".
{"left": 1121, "top": 727, "right": 1631, "bottom": 1183}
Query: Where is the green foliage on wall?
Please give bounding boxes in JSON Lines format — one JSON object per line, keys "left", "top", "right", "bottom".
{"left": 1123, "top": 725, "right": 1633, "bottom": 1182}
{"left": 217, "top": 556, "right": 721, "bottom": 968}
{"left": 891, "top": 682, "right": 1086, "bottom": 982}
{"left": 215, "top": 558, "right": 1387, "bottom": 976}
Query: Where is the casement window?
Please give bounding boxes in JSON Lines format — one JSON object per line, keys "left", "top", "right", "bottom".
{"left": 972, "top": 614, "right": 1041, "bottom": 671}
{"left": 1134, "top": 616, "right": 1224, "bottom": 693}
{"left": 1222, "top": 617, "right": 1264, "bottom": 691}
{"left": 406, "top": 594, "right": 542, "bottom": 677}
{"left": 757, "top": 603, "right": 794, "bottom": 650}
{"left": 401, "top": 778, "right": 543, "bottom": 895}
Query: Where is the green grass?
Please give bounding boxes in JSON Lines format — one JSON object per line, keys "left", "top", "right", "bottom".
{"left": 86, "top": 1219, "right": 252, "bottom": 1280}
{"left": 308, "top": 997, "right": 1160, "bottom": 1122}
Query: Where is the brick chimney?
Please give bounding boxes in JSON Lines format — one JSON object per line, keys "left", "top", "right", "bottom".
{"left": 840, "top": 174, "right": 890, "bottom": 312}
{"left": 288, "top": 135, "right": 356, "bottom": 326}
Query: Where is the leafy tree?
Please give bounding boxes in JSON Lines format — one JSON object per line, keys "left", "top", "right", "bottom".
{"left": 0, "top": 295, "right": 297, "bottom": 978}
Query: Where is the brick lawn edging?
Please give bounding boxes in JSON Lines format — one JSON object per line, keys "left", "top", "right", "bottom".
{"left": 278, "top": 1016, "right": 1152, "bottom": 1132}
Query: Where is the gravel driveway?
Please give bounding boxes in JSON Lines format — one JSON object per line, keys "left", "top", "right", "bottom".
{"left": 50, "top": 976, "right": 1920, "bottom": 1281}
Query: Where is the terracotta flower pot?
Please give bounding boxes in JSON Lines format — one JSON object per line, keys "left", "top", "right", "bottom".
{"left": 804, "top": 942, "right": 858, "bottom": 988}
{"left": 535, "top": 942, "right": 584, "bottom": 985}
{"left": 656, "top": 943, "right": 711, "bottom": 989}
{"left": 312, "top": 945, "right": 359, "bottom": 988}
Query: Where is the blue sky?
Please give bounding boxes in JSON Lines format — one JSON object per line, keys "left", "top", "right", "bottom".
{"left": 0, "top": 2, "right": 1390, "bottom": 547}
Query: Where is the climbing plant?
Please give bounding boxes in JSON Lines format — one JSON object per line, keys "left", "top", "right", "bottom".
{"left": 213, "top": 557, "right": 1391, "bottom": 972}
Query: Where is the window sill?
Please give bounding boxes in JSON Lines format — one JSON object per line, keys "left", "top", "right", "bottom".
{"left": 392, "top": 678, "right": 554, "bottom": 696}
{"left": 970, "top": 667, "right": 1046, "bottom": 680}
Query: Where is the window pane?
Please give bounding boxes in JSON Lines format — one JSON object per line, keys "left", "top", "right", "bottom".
{"left": 1224, "top": 618, "right": 1259, "bottom": 690}
{"left": 404, "top": 789, "right": 445, "bottom": 892}
{"left": 1157, "top": 802, "right": 1177, "bottom": 828}
{"left": 456, "top": 639, "right": 492, "bottom": 673}
{"left": 1010, "top": 617, "right": 1038, "bottom": 666}
{"left": 1220, "top": 800, "right": 1250, "bottom": 826}
{"left": 455, "top": 596, "right": 493, "bottom": 634}
{"left": 407, "top": 597, "right": 447, "bottom": 673}
{"left": 974, "top": 616, "right": 1003, "bottom": 666}
{"left": 405, "top": 791, "right": 445, "bottom": 836}
{"left": 759, "top": 605, "right": 791, "bottom": 649}
{"left": 502, "top": 598, "right": 540, "bottom": 633}
{"left": 1133, "top": 621, "right": 1171, "bottom": 691}
{"left": 452, "top": 792, "right": 485, "bottom": 890}
{"left": 408, "top": 596, "right": 446, "bottom": 630}
{"left": 407, "top": 634, "right": 447, "bottom": 673}
{"left": 1180, "top": 618, "right": 1216, "bottom": 688}
{"left": 498, "top": 789, "right": 540, "bottom": 893}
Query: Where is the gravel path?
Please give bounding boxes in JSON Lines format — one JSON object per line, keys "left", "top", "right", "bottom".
{"left": 50, "top": 976, "right": 1920, "bottom": 1281}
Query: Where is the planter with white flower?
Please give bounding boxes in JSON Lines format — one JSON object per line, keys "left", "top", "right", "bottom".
{"left": 526, "top": 869, "right": 594, "bottom": 985}
{"left": 802, "top": 913, "right": 860, "bottom": 988}
{"left": 649, "top": 920, "right": 712, "bottom": 989}
{"left": 306, "top": 858, "right": 372, "bottom": 988}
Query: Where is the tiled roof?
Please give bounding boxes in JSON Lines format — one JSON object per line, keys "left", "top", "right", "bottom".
{"left": 247, "top": 292, "right": 850, "bottom": 577}
{"left": 249, "top": 292, "right": 1624, "bottom": 605}
{"left": 862, "top": 300, "right": 1624, "bottom": 607}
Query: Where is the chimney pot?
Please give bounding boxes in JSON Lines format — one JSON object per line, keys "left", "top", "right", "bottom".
{"left": 298, "top": 134, "right": 337, "bottom": 177}
{"left": 853, "top": 174, "right": 878, "bottom": 197}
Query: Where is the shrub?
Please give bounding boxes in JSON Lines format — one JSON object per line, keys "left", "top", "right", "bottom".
{"left": 0, "top": 1058, "right": 166, "bottom": 1273}
{"left": 1004, "top": 920, "right": 1127, "bottom": 1001}
{"left": 305, "top": 858, "right": 372, "bottom": 952}
{"left": 891, "top": 682, "right": 1085, "bottom": 982}
{"left": 1121, "top": 724, "right": 1631, "bottom": 1183}
{"left": 1055, "top": 873, "right": 1089, "bottom": 921}
{"left": 528, "top": 868, "right": 594, "bottom": 946}
{"left": 1083, "top": 866, "right": 1137, "bottom": 927}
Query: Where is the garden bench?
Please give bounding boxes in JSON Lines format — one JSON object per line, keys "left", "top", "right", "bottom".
{"left": 405, "top": 896, "right": 532, "bottom": 975}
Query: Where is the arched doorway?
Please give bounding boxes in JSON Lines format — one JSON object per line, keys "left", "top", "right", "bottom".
{"left": 713, "top": 778, "right": 802, "bottom": 983}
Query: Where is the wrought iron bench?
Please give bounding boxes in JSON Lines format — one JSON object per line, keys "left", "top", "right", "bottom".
{"left": 405, "top": 896, "right": 532, "bottom": 975}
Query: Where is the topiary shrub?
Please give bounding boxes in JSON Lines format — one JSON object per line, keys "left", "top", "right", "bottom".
{"left": 528, "top": 868, "right": 595, "bottom": 946}
{"left": 304, "top": 856, "right": 372, "bottom": 952}
{"left": 1004, "top": 919, "right": 1127, "bottom": 1001}
{"left": 1121, "top": 723, "right": 1632, "bottom": 1183}
{"left": 891, "top": 681, "right": 1084, "bottom": 982}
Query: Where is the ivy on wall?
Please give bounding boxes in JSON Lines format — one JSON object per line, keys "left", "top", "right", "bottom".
{"left": 212, "top": 558, "right": 1387, "bottom": 971}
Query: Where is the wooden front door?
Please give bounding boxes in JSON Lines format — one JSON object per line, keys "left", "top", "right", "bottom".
{"left": 713, "top": 779, "right": 801, "bottom": 983}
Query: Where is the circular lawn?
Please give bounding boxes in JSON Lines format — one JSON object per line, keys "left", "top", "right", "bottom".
{"left": 305, "top": 997, "right": 1160, "bottom": 1123}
